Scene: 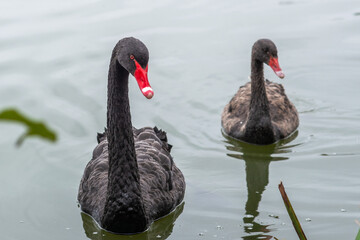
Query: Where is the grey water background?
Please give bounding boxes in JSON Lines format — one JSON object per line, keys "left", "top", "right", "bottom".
{"left": 1, "top": 0, "right": 360, "bottom": 239}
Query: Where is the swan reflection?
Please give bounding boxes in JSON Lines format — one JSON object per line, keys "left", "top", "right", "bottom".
{"left": 223, "top": 131, "right": 298, "bottom": 240}
{"left": 80, "top": 202, "right": 184, "bottom": 240}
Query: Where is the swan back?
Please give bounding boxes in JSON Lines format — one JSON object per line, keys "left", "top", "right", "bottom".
{"left": 78, "top": 127, "right": 185, "bottom": 230}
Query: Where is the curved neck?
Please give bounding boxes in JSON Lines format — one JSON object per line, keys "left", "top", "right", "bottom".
{"left": 102, "top": 53, "right": 148, "bottom": 232}
{"left": 244, "top": 57, "right": 275, "bottom": 144}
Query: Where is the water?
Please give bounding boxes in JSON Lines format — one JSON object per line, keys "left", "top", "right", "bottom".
{"left": 1, "top": 0, "right": 359, "bottom": 239}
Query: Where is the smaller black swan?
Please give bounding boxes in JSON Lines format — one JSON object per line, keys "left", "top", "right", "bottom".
{"left": 78, "top": 37, "right": 185, "bottom": 234}
{"left": 221, "top": 39, "right": 299, "bottom": 145}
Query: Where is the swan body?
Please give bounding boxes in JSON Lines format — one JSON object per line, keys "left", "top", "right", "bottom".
{"left": 222, "top": 39, "right": 299, "bottom": 145}
{"left": 78, "top": 37, "right": 185, "bottom": 234}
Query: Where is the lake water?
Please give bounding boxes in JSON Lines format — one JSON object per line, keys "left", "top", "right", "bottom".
{"left": 1, "top": 0, "right": 359, "bottom": 239}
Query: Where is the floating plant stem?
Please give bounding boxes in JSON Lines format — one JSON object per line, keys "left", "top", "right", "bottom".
{"left": 278, "top": 181, "right": 307, "bottom": 240}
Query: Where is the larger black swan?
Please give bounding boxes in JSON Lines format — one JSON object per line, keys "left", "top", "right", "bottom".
{"left": 78, "top": 37, "right": 185, "bottom": 234}
{"left": 221, "top": 39, "right": 299, "bottom": 145}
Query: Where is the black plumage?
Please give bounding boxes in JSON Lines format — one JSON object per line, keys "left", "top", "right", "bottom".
{"left": 221, "top": 39, "right": 299, "bottom": 145}
{"left": 78, "top": 37, "right": 185, "bottom": 234}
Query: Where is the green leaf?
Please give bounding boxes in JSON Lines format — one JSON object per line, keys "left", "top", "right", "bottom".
{"left": 278, "top": 181, "right": 307, "bottom": 240}
{"left": 355, "top": 220, "right": 360, "bottom": 240}
{"left": 356, "top": 229, "right": 360, "bottom": 240}
{"left": 0, "top": 108, "right": 57, "bottom": 146}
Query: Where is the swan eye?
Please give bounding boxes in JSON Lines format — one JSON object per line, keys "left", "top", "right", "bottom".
{"left": 130, "top": 55, "right": 135, "bottom": 60}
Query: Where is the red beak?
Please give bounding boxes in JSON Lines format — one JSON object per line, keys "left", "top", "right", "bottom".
{"left": 133, "top": 59, "right": 153, "bottom": 99}
{"left": 268, "top": 56, "right": 285, "bottom": 79}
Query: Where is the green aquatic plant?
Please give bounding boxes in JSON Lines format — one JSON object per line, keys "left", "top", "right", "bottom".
{"left": 355, "top": 220, "right": 360, "bottom": 240}
{"left": 278, "top": 181, "right": 307, "bottom": 240}
{"left": 0, "top": 108, "right": 57, "bottom": 146}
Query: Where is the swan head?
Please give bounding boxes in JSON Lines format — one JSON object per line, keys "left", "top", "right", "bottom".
{"left": 252, "top": 39, "right": 285, "bottom": 79}
{"left": 116, "top": 37, "right": 154, "bottom": 99}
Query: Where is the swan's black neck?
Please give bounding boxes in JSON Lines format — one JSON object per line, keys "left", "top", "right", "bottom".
{"left": 244, "top": 58, "right": 275, "bottom": 144}
{"left": 101, "top": 52, "right": 148, "bottom": 233}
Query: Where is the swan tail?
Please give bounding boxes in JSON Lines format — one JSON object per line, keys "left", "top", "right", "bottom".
{"left": 153, "top": 126, "right": 173, "bottom": 153}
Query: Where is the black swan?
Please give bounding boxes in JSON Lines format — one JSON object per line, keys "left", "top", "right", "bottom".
{"left": 78, "top": 37, "right": 185, "bottom": 234}
{"left": 221, "top": 39, "right": 299, "bottom": 145}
